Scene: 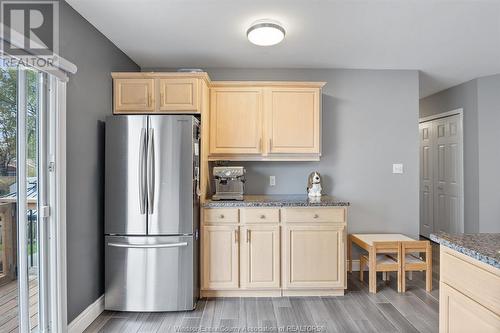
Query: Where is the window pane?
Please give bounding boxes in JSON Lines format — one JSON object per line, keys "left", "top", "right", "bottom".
{"left": 0, "top": 63, "right": 19, "bottom": 331}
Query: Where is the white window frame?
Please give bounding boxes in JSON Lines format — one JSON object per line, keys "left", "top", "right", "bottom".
{"left": 47, "top": 76, "right": 68, "bottom": 333}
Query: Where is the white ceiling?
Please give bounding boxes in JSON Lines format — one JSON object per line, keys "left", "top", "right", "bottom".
{"left": 66, "top": 0, "right": 500, "bottom": 97}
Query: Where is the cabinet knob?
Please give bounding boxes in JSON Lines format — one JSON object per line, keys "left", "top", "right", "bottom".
{"left": 260, "top": 215, "right": 266, "bottom": 219}
{"left": 219, "top": 214, "right": 224, "bottom": 219}
{"left": 313, "top": 214, "right": 319, "bottom": 219}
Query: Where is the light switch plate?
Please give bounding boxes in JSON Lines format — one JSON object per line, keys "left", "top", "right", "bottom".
{"left": 393, "top": 163, "right": 404, "bottom": 174}
{"left": 269, "top": 175, "right": 276, "bottom": 186}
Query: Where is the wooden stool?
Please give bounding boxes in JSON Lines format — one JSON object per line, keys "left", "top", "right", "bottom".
{"left": 400, "top": 240, "right": 432, "bottom": 292}
{"left": 359, "top": 241, "right": 402, "bottom": 293}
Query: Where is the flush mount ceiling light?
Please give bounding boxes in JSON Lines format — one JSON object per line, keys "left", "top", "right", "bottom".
{"left": 247, "top": 19, "right": 286, "bottom": 46}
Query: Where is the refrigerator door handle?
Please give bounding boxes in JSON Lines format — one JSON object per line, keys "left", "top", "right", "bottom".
{"left": 147, "top": 128, "right": 155, "bottom": 214}
{"left": 138, "top": 128, "right": 147, "bottom": 214}
{"left": 107, "top": 242, "right": 188, "bottom": 249}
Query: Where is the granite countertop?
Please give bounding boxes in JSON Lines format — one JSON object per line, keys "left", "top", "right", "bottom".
{"left": 202, "top": 194, "right": 350, "bottom": 208}
{"left": 430, "top": 232, "right": 500, "bottom": 269}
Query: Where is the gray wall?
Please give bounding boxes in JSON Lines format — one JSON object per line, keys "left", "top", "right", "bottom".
{"left": 196, "top": 69, "right": 420, "bottom": 237}
{"left": 420, "top": 80, "right": 480, "bottom": 233}
{"left": 476, "top": 74, "right": 500, "bottom": 232}
{"left": 420, "top": 74, "right": 500, "bottom": 233}
{"left": 60, "top": 1, "right": 139, "bottom": 323}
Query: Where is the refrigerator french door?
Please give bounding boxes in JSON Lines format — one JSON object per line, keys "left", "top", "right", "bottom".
{"left": 104, "top": 115, "right": 200, "bottom": 312}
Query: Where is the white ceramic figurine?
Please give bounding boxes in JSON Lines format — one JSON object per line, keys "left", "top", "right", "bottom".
{"left": 307, "top": 171, "right": 322, "bottom": 197}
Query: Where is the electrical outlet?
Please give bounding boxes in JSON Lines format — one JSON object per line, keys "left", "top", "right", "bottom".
{"left": 269, "top": 175, "right": 276, "bottom": 186}
{"left": 392, "top": 163, "right": 404, "bottom": 174}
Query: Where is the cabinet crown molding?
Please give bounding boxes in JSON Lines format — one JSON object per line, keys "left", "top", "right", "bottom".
{"left": 210, "top": 81, "right": 326, "bottom": 88}
{"left": 111, "top": 71, "right": 211, "bottom": 84}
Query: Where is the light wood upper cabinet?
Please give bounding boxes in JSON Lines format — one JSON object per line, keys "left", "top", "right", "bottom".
{"left": 240, "top": 225, "right": 280, "bottom": 289}
{"left": 282, "top": 224, "right": 344, "bottom": 289}
{"left": 202, "top": 225, "right": 239, "bottom": 290}
{"left": 159, "top": 78, "right": 199, "bottom": 112}
{"left": 265, "top": 88, "right": 320, "bottom": 154}
{"left": 209, "top": 87, "right": 263, "bottom": 155}
{"left": 112, "top": 73, "right": 209, "bottom": 114}
{"left": 114, "top": 78, "right": 155, "bottom": 112}
{"left": 208, "top": 82, "right": 325, "bottom": 161}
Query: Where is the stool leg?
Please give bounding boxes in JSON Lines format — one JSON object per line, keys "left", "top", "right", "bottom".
{"left": 401, "top": 269, "right": 406, "bottom": 293}
{"left": 426, "top": 244, "right": 432, "bottom": 292}
{"left": 369, "top": 249, "right": 376, "bottom": 293}
{"left": 359, "top": 258, "right": 364, "bottom": 282}
{"left": 426, "top": 270, "right": 432, "bottom": 292}
{"left": 348, "top": 236, "right": 352, "bottom": 273}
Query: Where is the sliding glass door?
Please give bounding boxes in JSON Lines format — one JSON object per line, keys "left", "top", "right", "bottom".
{"left": 0, "top": 62, "right": 49, "bottom": 332}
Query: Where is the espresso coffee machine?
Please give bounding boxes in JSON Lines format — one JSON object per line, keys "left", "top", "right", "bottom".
{"left": 212, "top": 166, "right": 245, "bottom": 200}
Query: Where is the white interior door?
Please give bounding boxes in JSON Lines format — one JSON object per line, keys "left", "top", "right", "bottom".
{"left": 434, "top": 114, "right": 463, "bottom": 234}
{"left": 419, "top": 122, "right": 434, "bottom": 237}
{"left": 419, "top": 113, "right": 463, "bottom": 236}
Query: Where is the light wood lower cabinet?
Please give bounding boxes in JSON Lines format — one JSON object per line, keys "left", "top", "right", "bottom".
{"left": 282, "top": 224, "right": 344, "bottom": 289}
{"left": 240, "top": 225, "right": 280, "bottom": 289}
{"left": 440, "top": 282, "right": 500, "bottom": 333}
{"left": 201, "top": 207, "right": 347, "bottom": 297}
{"left": 439, "top": 246, "right": 500, "bottom": 333}
{"left": 202, "top": 225, "right": 239, "bottom": 290}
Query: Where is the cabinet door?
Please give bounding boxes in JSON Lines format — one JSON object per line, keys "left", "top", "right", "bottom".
{"left": 265, "top": 88, "right": 320, "bottom": 154}
{"left": 282, "top": 224, "right": 344, "bottom": 289}
{"left": 240, "top": 225, "right": 280, "bottom": 289}
{"left": 210, "top": 88, "right": 263, "bottom": 155}
{"left": 202, "top": 225, "right": 239, "bottom": 289}
{"left": 114, "top": 79, "right": 155, "bottom": 112}
{"left": 439, "top": 282, "right": 500, "bottom": 333}
{"left": 159, "top": 78, "right": 199, "bottom": 112}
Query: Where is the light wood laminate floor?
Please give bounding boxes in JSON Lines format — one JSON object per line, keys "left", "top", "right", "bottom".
{"left": 85, "top": 241, "right": 439, "bottom": 333}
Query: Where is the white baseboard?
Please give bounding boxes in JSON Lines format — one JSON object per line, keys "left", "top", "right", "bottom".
{"left": 68, "top": 295, "right": 104, "bottom": 333}
{"left": 347, "top": 259, "right": 361, "bottom": 272}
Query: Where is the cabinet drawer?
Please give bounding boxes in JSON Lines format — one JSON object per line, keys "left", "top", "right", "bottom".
{"left": 241, "top": 208, "right": 280, "bottom": 223}
{"left": 282, "top": 207, "right": 345, "bottom": 223}
{"left": 441, "top": 247, "right": 500, "bottom": 315}
{"left": 204, "top": 208, "right": 239, "bottom": 223}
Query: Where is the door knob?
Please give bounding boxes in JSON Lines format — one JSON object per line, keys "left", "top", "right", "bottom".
{"left": 313, "top": 214, "right": 319, "bottom": 219}
{"left": 260, "top": 215, "right": 266, "bottom": 219}
{"left": 219, "top": 214, "right": 224, "bottom": 219}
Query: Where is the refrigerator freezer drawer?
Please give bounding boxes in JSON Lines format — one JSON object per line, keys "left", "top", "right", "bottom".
{"left": 105, "top": 235, "right": 197, "bottom": 312}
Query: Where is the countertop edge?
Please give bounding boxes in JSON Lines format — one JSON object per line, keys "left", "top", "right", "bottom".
{"left": 430, "top": 233, "right": 500, "bottom": 269}
{"left": 202, "top": 202, "right": 351, "bottom": 208}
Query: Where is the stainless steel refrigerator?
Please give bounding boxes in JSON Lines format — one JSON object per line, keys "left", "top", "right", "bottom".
{"left": 104, "top": 115, "right": 200, "bottom": 312}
